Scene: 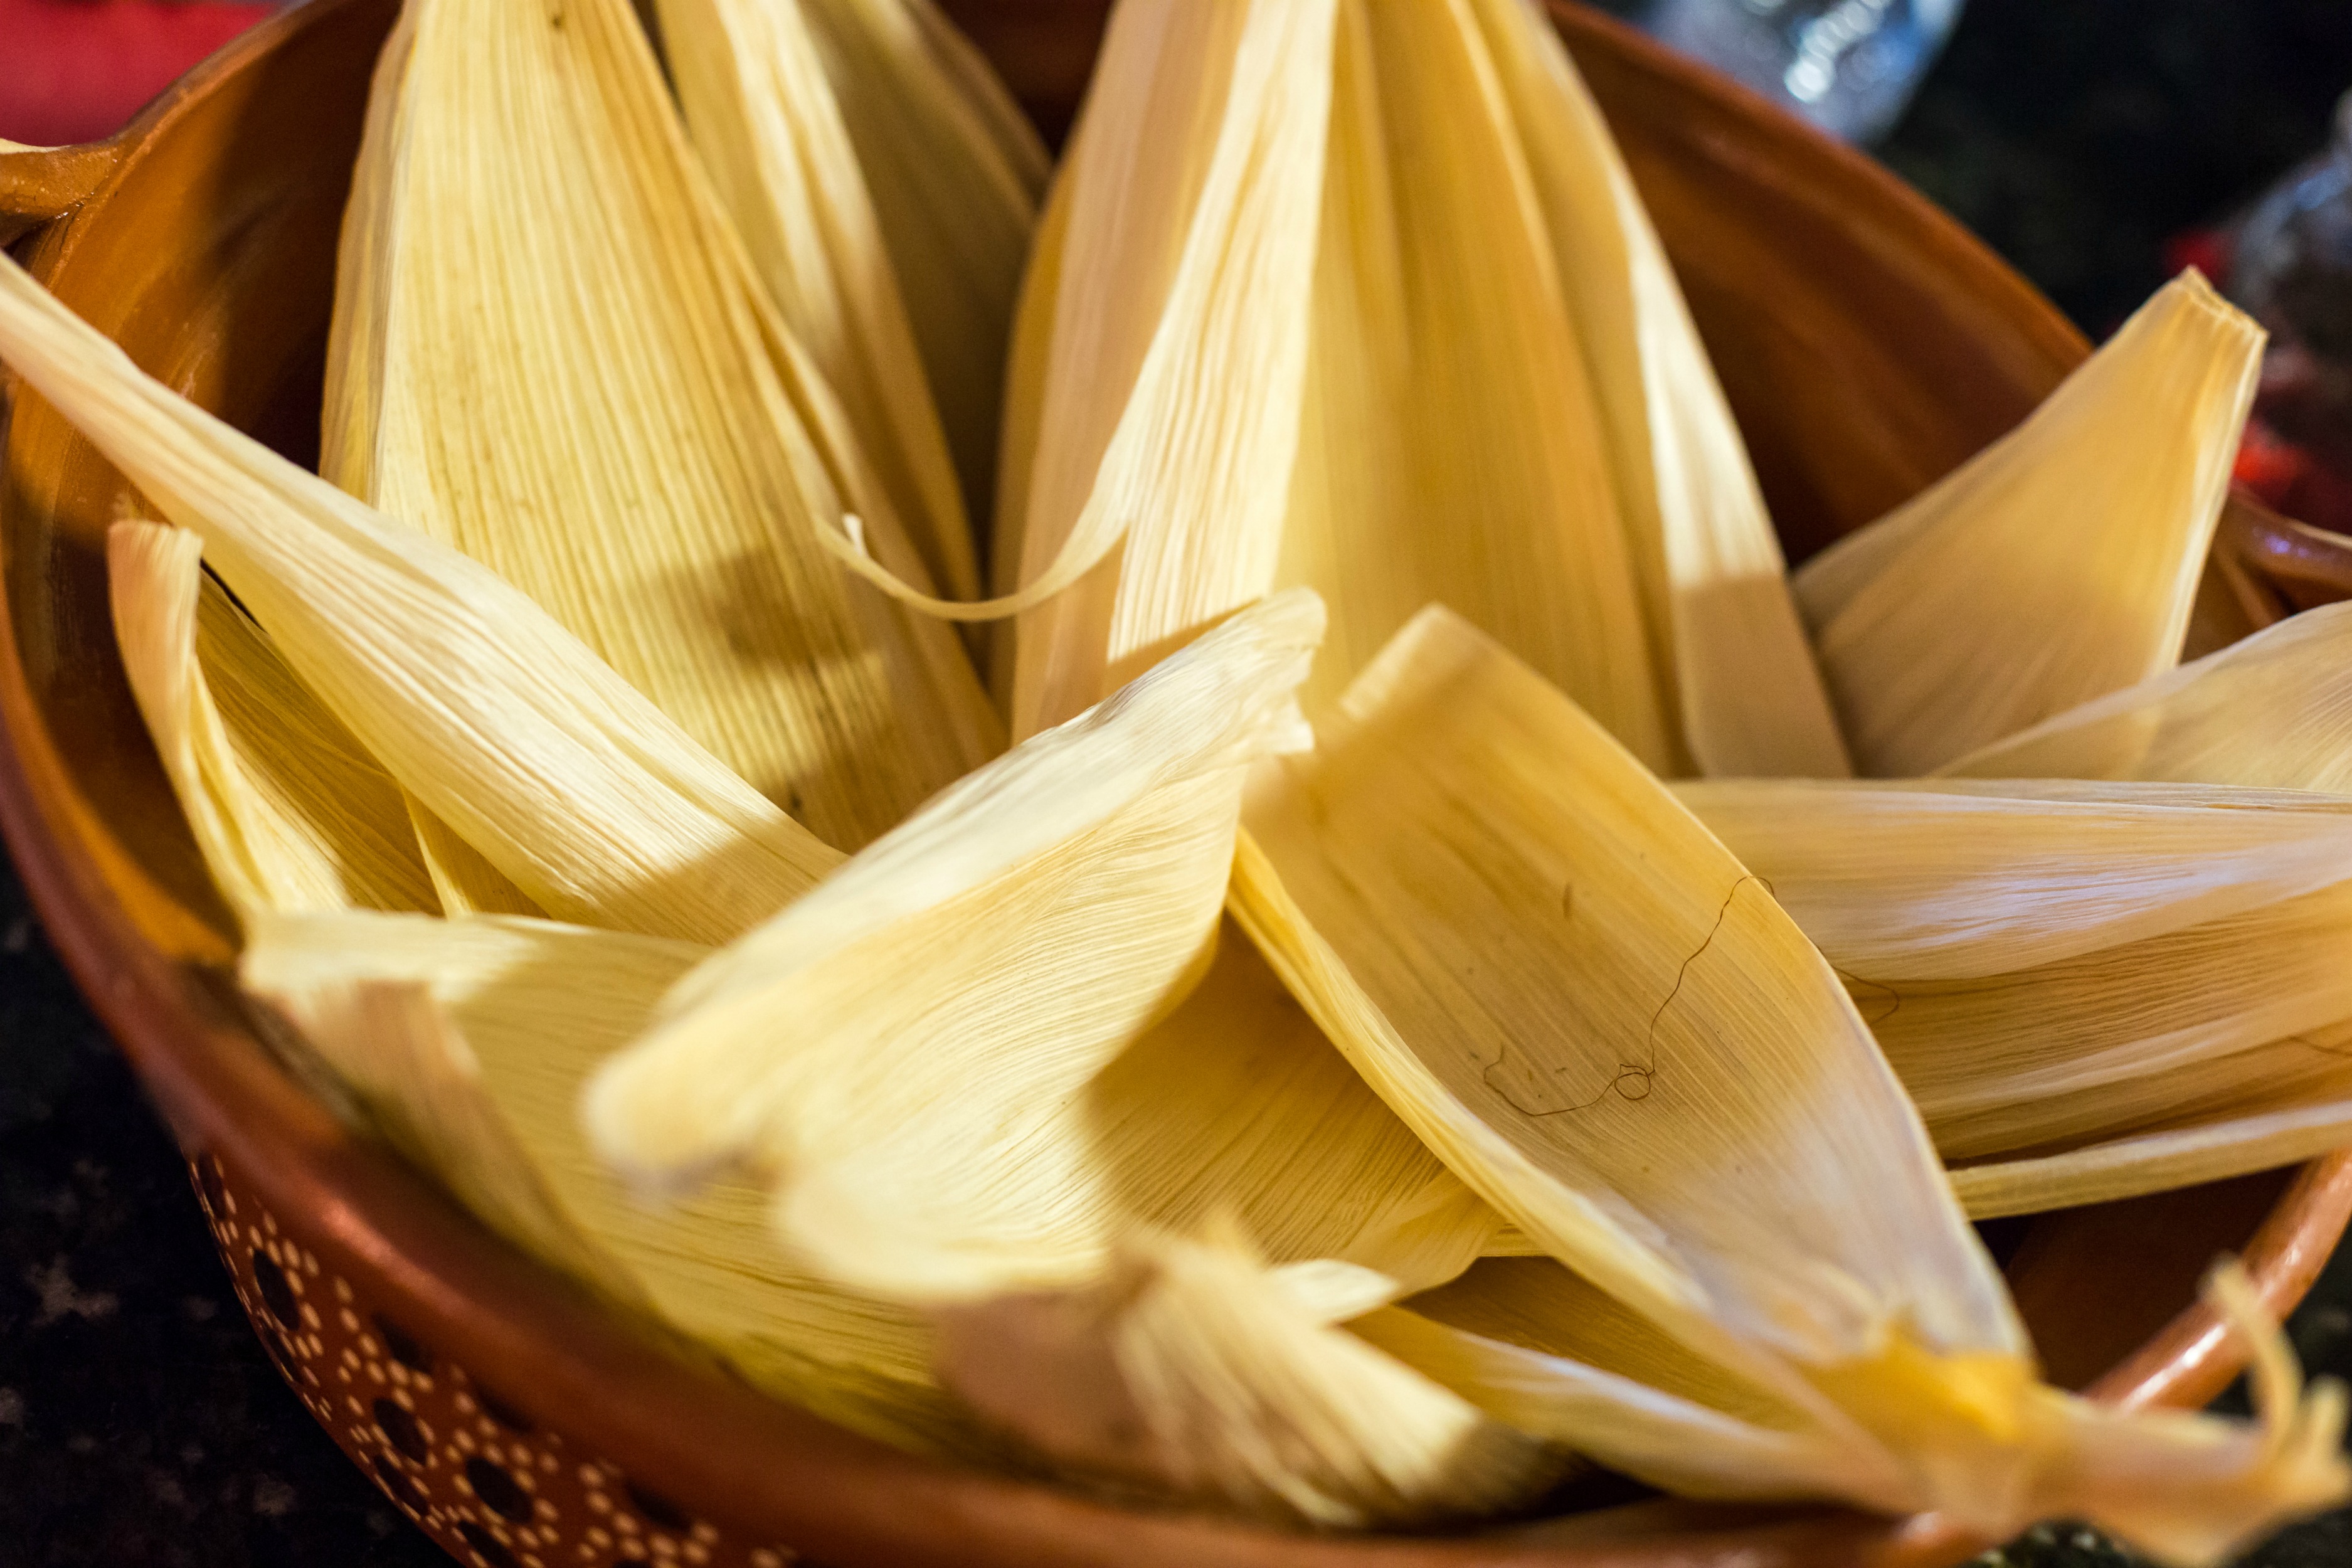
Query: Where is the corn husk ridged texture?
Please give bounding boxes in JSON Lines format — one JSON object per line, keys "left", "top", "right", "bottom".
{"left": 326, "top": 0, "right": 1000, "bottom": 851}
{"left": 1679, "top": 777, "right": 2352, "bottom": 1212}
{"left": 1233, "top": 606, "right": 2349, "bottom": 1560}
{"left": 108, "top": 519, "right": 438, "bottom": 920}
{"left": 1796, "top": 273, "right": 2263, "bottom": 776}
{"left": 0, "top": 252, "right": 840, "bottom": 945}
{"left": 239, "top": 909, "right": 985, "bottom": 1458}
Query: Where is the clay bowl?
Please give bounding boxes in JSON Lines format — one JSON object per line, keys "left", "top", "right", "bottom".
{"left": 3, "top": 3, "right": 2351, "bottom": 1565}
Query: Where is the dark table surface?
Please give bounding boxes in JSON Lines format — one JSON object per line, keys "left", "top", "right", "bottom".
{"left": 8, "top": 1, "right": 2352, "bottom": 1564}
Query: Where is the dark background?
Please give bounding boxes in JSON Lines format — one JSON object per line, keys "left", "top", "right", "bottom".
{"left": 7, "top": 1, "right": 2352, "bottom": 1564}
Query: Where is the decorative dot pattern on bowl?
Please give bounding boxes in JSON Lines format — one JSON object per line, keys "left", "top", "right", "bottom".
{"left": 190, "top": 1150, "right": 807, "bottom": 1568}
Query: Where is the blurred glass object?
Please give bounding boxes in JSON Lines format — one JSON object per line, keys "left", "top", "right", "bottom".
{"left": 2232, "top": 92, "right": 2352, "bottom": 490}
{"left": 1639, "top": 0, "right": 1965, "bottom": 144}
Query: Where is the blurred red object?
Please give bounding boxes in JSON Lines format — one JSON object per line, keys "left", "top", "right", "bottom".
{"left": 0, "top": 0, "right": 273, "bottom": 147}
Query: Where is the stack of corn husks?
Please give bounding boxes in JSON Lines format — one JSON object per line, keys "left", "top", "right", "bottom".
{"left": 9, "top": 0, "right": 2352, "bottom": 1557}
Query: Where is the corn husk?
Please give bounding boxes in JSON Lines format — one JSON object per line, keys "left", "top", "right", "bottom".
{"left": 564, "top": 587, "right": 1569, "bottom": 1523}
{"left": 823, "top": 0, "right": 1338, "bottom": 739}
{"left": 933, "top": 1224, "right": 1561, "bottom": 1527}
{"left": 107, "top": 519, "right": 438, "bottom": 920}
{"left": 1678, "top": 776, "right": 2352, "bottom": 1211}
{"left": 1794, "top": 273, "right": 2264, "bottom": 776}
{"left": 654, "top": 0, "right": 1027, "bottom": 598}
{"left": 326, "top": 0, "right": 999, "bottom": 850}
{"left": 793, "top": 0, "right": 1049, "bottom": 525}
{"left": 1676, "top": 778, "right": 2352, "bottom": 982}
{"left": 1449, "top": 0, "right": 1846, "bottom": 777}
{"left": 1353, "top": 1259, "right": 1881, "bottom": 1503}
{"left": 1231, "top": 604, "right": 2349, "bottom": 1560}
{"left": 956, "top": 0, "right": 1828, "bottom": 779}
{"left": 581, "top": 590, "right": 1325, "bottom": 1227}
{"left": 0, "top": 252, "right": 839, "bottom": 944}
{"left": 1274, "top": 0, "right": 1665, "bottom": 760}
{"left": 239, "top": 909, "right": 982, "bottom": 1459}
{"left": 1943, "top": 600, "right": 2352, "bottom": 790}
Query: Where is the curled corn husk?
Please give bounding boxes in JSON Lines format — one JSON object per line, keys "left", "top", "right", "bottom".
{"left": 1944, "top": 600, "right": 2352, "bottom": 790}
{"left": 1678, "top": 777, "right": 2352, "bottom": 1210}
{"left": 935, "top": 1224, "right": 1561, "bottom": 1527}
{"left": 654, "top": 0, "right": 1009, "bottom": 599}
{"left": 240, "top": 909, "right": 985, "bottom": 1459}
{"left": 1677, "top": 778, "right": 2352, "bottom": 983}
{"left": 1451, "top": 0, "right": 1846, "bottom": 777}
{"left": 0, "top": 251, "right": 839, "bottom": 943}
{"left": 971, "top": 0, "right": 1825, "bottom": 778}
{"left": 327, "top": 0, "right": 999, "bottom": 850}
{"left": 1231, "top": 604, "right": 2349, "bottom": 1560}
{"left": 828, "top": 0, "right": 1339, "bottom": 735}
{"left": 1795, "top": 273, "right": 2264, "bottom": 776}
{"left": 578, "top": 589, "right": 1571, "bottom": 1523}
{"left": 108, "top": 519, "right": 437, "bottom": 919}
{"left": 1353, "top": 1259, "right": 1872, "bottom": 1502}
{"left": 1276, "top": 0, "right": 1663, "bottom": 759}
{"left": 582, "top": 589, "right": 1325, "bottom": 1219}
{"left": 792, "top": 0, "right": 1049, "bottom": 525}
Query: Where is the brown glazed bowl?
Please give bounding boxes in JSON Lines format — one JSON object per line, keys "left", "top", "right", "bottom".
{"left": 4, "top": 4, "right": 2352, "bottom": 1565}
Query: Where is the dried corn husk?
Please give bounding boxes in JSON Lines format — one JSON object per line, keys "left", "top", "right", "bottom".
{"left": 824, "top": 0, "right": 1338, "bottom": 738}
{"left": 583, "top": 589, "right": 1323, "bottom": 1219}
{"left": 108, "top": 519, "right": 438, "bottom": 919}
{"left": 576, "top": 590, "right": 1576, "bottom": 1523}
{"left": 1676, "top": 778, "right": 2352, "bottom": 982}
{"left": 1231, "top": 605, "right": 2348, "bottom": 1559}
{"left": 1943, "top": 600, "right": 2352, "bottom": 790}
{"left": 240, "top": 909, "right": 983, "bottom": 1458}
{"left": 793, "top": 0, "right": 1049, "bottom": 524}
{"left": 934, "top": 1224, "right": 1561, "bottom": 1527}
{"left": 1275, "top": 0, "right": 1666, "bottom": 758}
{"left": 0, "top": 252, "right": 839, "bottom": 943}
{"left": 1677, "top": 776, "right": 2352, "bottom": 1210}
{"left": 326, "top": 0, "right": 998, "bottom": 850}
{"left": 654, "top": 0, "right": 999, "bottom": 598}
{"left": 1952, "top": 1078, "right": 2352, "bottom": 1219}
{"left": 1795, "top": 274, "right": 2263, "bottom": 776}
{"left": 1354, "top": 1259, "right": 1885, "bottom": 1503}
{"left": 1370, "top": 1258, "right": 2347, "bottom": 1568}
{"left": 1452, "top": 0, "right": 1846, "bottom": 778}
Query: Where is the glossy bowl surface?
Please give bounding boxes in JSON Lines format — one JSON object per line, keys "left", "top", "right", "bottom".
{"left": 3, "top": 4, "right": 2350, "bottom": 1566}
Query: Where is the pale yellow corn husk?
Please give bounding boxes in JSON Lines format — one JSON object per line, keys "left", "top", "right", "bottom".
{"left": 107, "top": 520, "right": 438, "bottom": 919}
{"left": 576, "top": 590, "right": 1572, "bottom": 1523}
{"left": 933, "top": 1224, "right": 1562, "bottom": 1527}
{"left": 1953, "top": 1081, "right": 2352, "bottom": 1219}
{"left": 1944, "top": 600, "right": 2352, "bottom": 790}
{"left": 795, "top": 0, "right": 1049, "bottom": 524}
{"left": 1675, "top": 778, "right": 2352, "bottom": 982}
{"left": 582, "top": 590, "right": 1324, "bottom": 1218}
{"left": 654, "top": 0, "right": 982, "bottom": 599}
{"left": 827, "top": 0, "right": 1337, "bottom": 737}
{"left": 1231, "top": 605, "right": 2348, "bottom": 1559}
{"left": 403, "top": 791, "right": 545, "bottom": 918}
{"left": 240, "top": 909, "right": 985, "bottom": 1459}
{"left": 1795, "top": 274, "right": 2264, "bottom": 776}
{"left": 326, "top": 0, "right": 999, "bottom": 850}
{"left": 1854, "top": 879, "right": 2352, "bottom": 1142}
{"left": 1274, "top": 0, "right": 1668, "bottom": 761}
{"left": 1455, "top": 0, "right": 1846, "bottom": 778}
{"left": 1675, "top": 776, "right": 2352, "bottom": 1206}
{"left": 1355, "top": 1259, "right": 1885, "bottom": 1503}
{"left": 0, "top": 252, "right": 839, "bottom": 943}
{"left": 982, "top": 161, "right": 1073, "bottom": 703}
{"left": 1374, "top": 1261, "right": 2348, "bottom": 1567}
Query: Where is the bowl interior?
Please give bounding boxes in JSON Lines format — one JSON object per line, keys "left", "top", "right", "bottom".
{"left": 1, "top": 1, "right": 2346, "bottom": 1562}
